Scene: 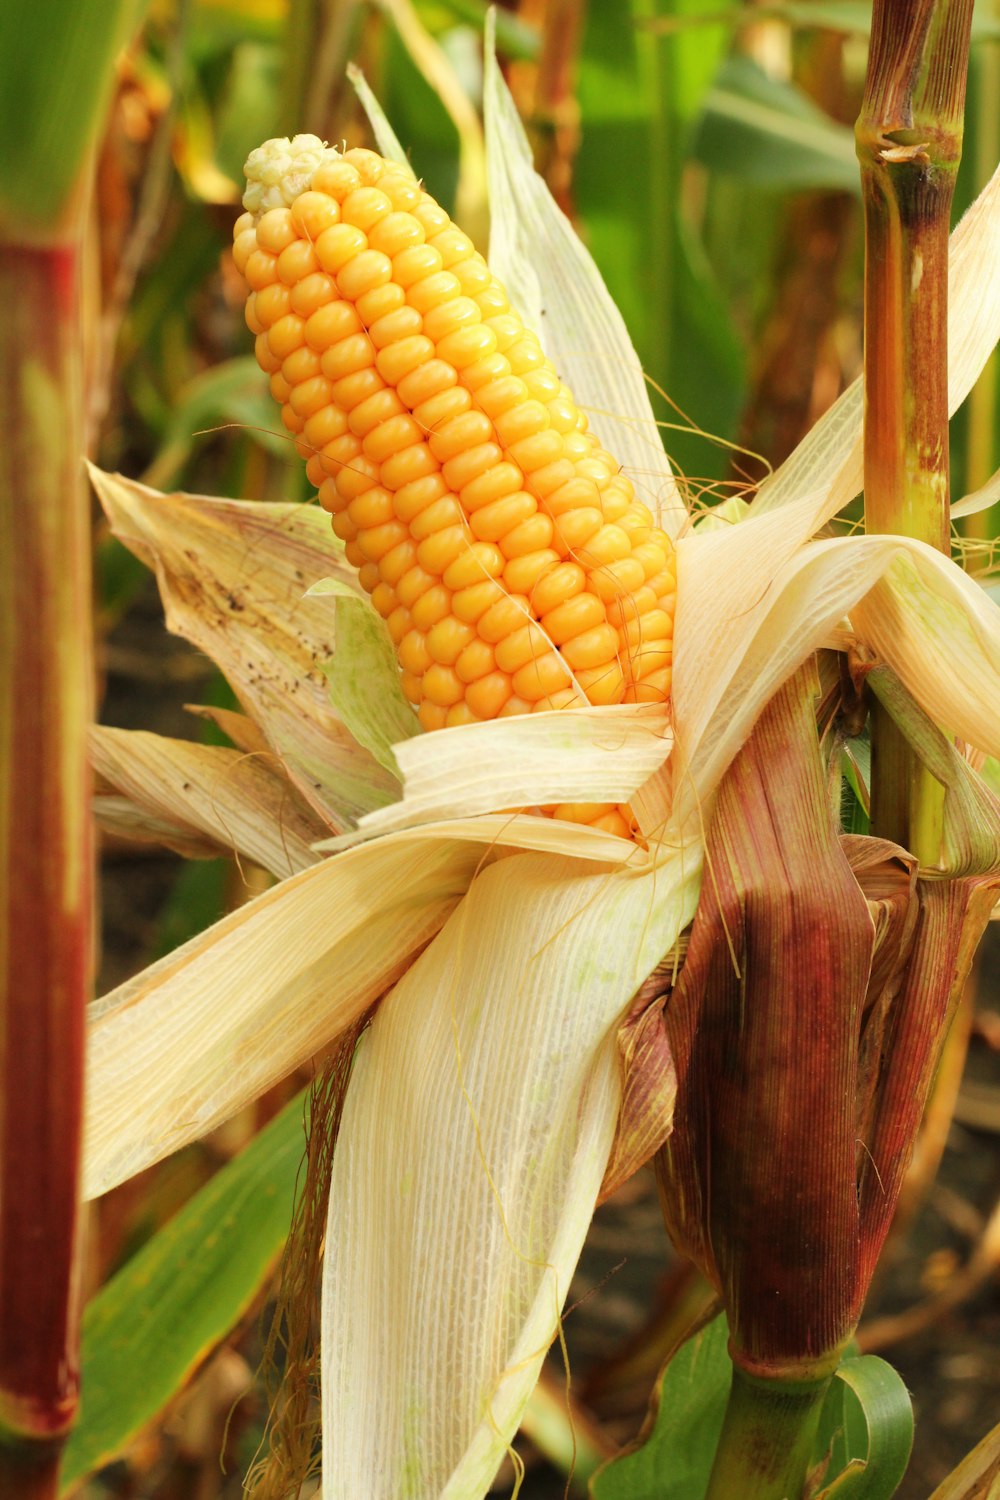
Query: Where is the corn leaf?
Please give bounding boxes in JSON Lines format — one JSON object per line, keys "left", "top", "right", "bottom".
{"left": 88, "top": 467, "right": 399, "bottom": 827}
{"left": 347, "top": 62, "right": 417, "bottom": 174}
{"left": 811, "top": 1356, "right": 913, "bottom": 1499}
{"left": 590, "top": 1313, "right": 731, "bottom": 1500}
{"left": 927, "top": 1417, "right": 1000, "bottom": 1498}
{"left": 84, "top": 831, "right": 490, "bottom": 1197}
{"left": 61, "top": 1092, "right": 305, "bottom": 1492}
{"left": 91, "top": 725, "right": 325, "bottom": 877}
{"left": 320, "top": 847, "right": 702, "bottom": 1497}
{"left": 692, "top": 56, "right": 861, "bottom": 194}
{"left": 348, "top": 703, "right": 672, "bottom": 839}
{"left": 482, "top": 13, "right": 688, "bottom": 539}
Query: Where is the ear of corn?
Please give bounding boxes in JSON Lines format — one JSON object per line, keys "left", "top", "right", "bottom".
{"left": 235, "top": 135, "right": 677, "bottom": 840}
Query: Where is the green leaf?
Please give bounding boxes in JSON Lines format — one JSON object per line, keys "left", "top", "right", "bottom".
{"left": 60, "top": 1092, "right": 306, "bottom": 1491}
{"left": 145, "top": 356, "right": 287, "bottom": 492}
{"left": 0, "top": 0, "right": 149, "bottom": 233}
{"left": 429, "top": 0, "right": 541, "bottom": 59}
{"left": 591, "top": 1313, "right": 731, "bottom": 1500}
{"left": 692, "top": 55, "right": 861, "bottom": 194}
{"left": 811, "top": 1356, "right": 914, "bottom": 1500}
{"left": 310, "top": 577, "right": 421, "bottom": 777}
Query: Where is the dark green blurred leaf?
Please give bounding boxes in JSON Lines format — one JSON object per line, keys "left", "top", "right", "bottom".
{"left": 59, "top": 1091, "right": 305, "bottom": 1492}
{"left": 152, "top": 857, "right": 229, "bottom": 959}
{"left": 214, "top": 41, "right": 282, "bottom": 183}
{"left": 692, "top": 55, "right": 860, "bottom": 193}
{"left": 422, "top": 0, "right": 540, "bottom": 59}
{"left": 591, "top": 1314, "right": 731, "bottom": 1499}
{"left": 811, "top": 1356, "right": 913, "bottom": 1498}
{"left": 144, "top": 356, "right": 287, "bottom": 490}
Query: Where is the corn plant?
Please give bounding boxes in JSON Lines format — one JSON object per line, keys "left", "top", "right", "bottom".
{"left": 5, "top": 0, "right": 1000, "bottom": 1497}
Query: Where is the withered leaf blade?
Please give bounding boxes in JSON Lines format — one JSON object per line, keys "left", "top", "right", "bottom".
{"left": 89, "top": 467, "right": 399, "bottom": 830}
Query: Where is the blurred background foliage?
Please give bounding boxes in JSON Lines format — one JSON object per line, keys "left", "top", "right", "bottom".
{"left": 83, "top": 1, "right": 1000, "bottom": 1495}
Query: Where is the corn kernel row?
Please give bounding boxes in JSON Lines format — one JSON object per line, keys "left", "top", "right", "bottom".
{"left": 236, "top": 137, "right": 678, "bottom": 840}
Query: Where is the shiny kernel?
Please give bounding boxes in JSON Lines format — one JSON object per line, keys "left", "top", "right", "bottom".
{"left": 429, "top": 226, "right": 475, "bottom": 265}
{"left": 522, "top": 367, "right": 561, "bottom": 401}
{"left": 442, "top": 442, "right": 503, "bottom": 493}
{"left": 563, "top": 432, "right": 592, "bottom": 463}
{"left": 368, "top": 210, "right": 424, "bottom": 257}
{"left": 337, "top": 248, "right": 393, "bottom": 301}
{"left": 507, "top": 338, "right": 546, "bottom": 375}
{"left": 631, "top": 541, "right": 671, "bottom": 579}
{"left": 266, "top": 313, "right": 307, "bottom": 360}
{"left": 592, "top": 811, "right": 633, "bottom": 839}
{"left": 413, "top": 198, "right": 450, "bottom": 235}
{"left": 454, "top": 259, "right": 492, "bottom": 295}
{"left": 478, "top": 593, "right": 531, "bottom": 644}
{"left": 495, "top": 622, "right": 549, "bottom": 674}
{"left": 290, "top": 190, "right": 341, "bottom": 240}
{"left": 290, "top": 375, "right": 334, "bottom": 418}
{"left": 392, "top": 244, "right": 443, "bottom": 289}
{"left": 551, "top": 802, "right": 615, "bottom": 823}
{"left": 348, "top": 388, "right": 404, "bottom": 438}
{"left": 344, "top": 540, "right": 365, "bottom": 568}
{"left": 282, "top": 345, "right": 322, "bottom": 384}
{"left": 368, "top": 305, "right": 423, "bottom": 349}
{"left": 318, "top": 478, "right": 346, "bottom": 514}
{"left": 408, "top": 270, "right": 462, "bottom": 314}
{"left": 331, "top": 511, "right": 357, "bottom": 542}
{"left": 410, "top": 586, "right": 452, "bottom": 630}
{"left": 315, "top": 223, "right": 367, "bottom": 274}
{"left": 423, "top": 295, "right": 481, "bottom": 343}
{"left": 401, "top": 672, "right": 423, "bottom": 705}
{"left": 417, "top": 524, "right": 469, "bottom": 575}
{"left": 256, "top": 207, "right": 297, "bottom": 253}
{"left": 331, "top": 367, "right": 382, "bottom": 412}
{"left": 304, "top": 299, "right": 362, "bottom": 350}
{"left": 381, "top": 442, "right": 436, "bottom": 491}
{"left": 530, "top": 562, "right": 585, "bottom": 615}
{"left": 393, "top": 473, "right": 448, "bottom": 523}
{"left": 475, "top": 282, "right": 508, "bottom": 317}
{"left": 409, "top": 496, "right": 465, "bottom": 542}
{"left": 357, "top": 520, "right": 409, "bottom": 561}
{"left": 494, "top": 400, "right": 550, "bottom": 447}
{"left": 342, "top": 148, "right": 386, "bottom": 184}
{"left": 358, "top": 561, "right": 381, "bottom": 594}
{"left": 502, "top": 549, "right": 561, "bottom": 594}
{"left": 486, "top": 314, "right": 522, "bottom": 351}
{"left": 499, "top": 512, "right": 554, "bottom": 559}
{"left": 498, "top": 695, "right": 533, "bottom": 718}
{"left": 469, "top": 490, "right": 536, "bottom": 544}
{"left": 413, "top": 386, "right": 473, "bottom": 434}
{"left": 577, "top": 524, "right": 633, "bottom": 568}
{"left": 426, "top": 617, "right": 475, "bottom": 666}
{"left": 632, "top": 643, "right": 673, "bottom": 677}
{"left": 386, "top": 605, "right": 410, "bottom": 644}
{"left": 333, "top": 453, "right": 379, "bottom": 500}
{"left": 575, "top": 661, "right": 626, "bottom": 705}
{"left": 545, "top": 395, "right": 579, "bottom": 433}
{"left": 629, "top": 667, "right": 672, "bottom": 703}
{"left": 340, "top": 186, "right": 392, "bottom": 231}
{"left": 462, "top": 352, "right": 511, "bottom": 391}
{"left": 269, "top": 371, "right": 291, "bottom": 403}
{"left": 512, "top": 652, "right": 575, "bottom": 702}
{"left": 545, "top": 477, "right": 600, "bottom": 517}
{"left": 533, "top": 687, "right": 587, "bottom": 713}
{"left": 527, "top": 459, "right": 576, "bottom": 499}
{"left": 254, "top": 282, "right": 292, "bottom": 327}
{"left": 455, "top": 638, "right": 495, "bottom": 683}
{"left": 436, "top": 324, "right": 498, "bottom": 370}
{"left": 590, "top": 556, "right": 647, "bottom": 602}
{"left": 381, "top": 173, "right": 422, "bottom": 211}
{"left": 418, "top": 701, "right": 449, "bottom": 731}
{"left": 605, "top": 585, "right": 657, "bottom": 630}
{"left": 370, "top": 579, "right": 395, "bottom": 615}
{"left": 620, "top": 608, "right": 674, "bottom": 648}
{"left": 395, "top": 561, "right": 436, "bottom": 603}
{"left": 277, "top": 238, "right": 319, "bottom": 285}
{"left": 396, "top": 358, "right": 457, "bottom": 407}
{"left": 466, "top": 672, "right": 513, "bottom": 718}
{"left": 245, "top": 296, "right": 264, "bottom": 335}
{"left": 320, "top": 332, "right": 374, "bottom": 380}
{"left": 311, "top": 159, "right": 362, "bottom": 198}
{"left": 445, "top": 702, "right": 480, "bottom": 727}
{"left": 460, "top": 462, "right": 523, "bottom": 513}
{"left": 281, "top": 406, "right": 303, "bottom": 433}
{"left": 476, "top": 375, "right": 529, "bottom": 417}
{"left": 428, "top": 410, "right": 494, "bottom": 463}
{"left": 363, "top": 413, "right": 423, "bottom": 464}
{"left": 347, "top": 487, "right": 394, "bottom": 529}
{"left": 376, "top": 335, "right": 435, "bottom": 385}
{"left": 542, "top": 593, "right": 606, "bottom": 645}
{"left": 233, "top": 227, "right": 257, "bottom": 275}
{"left": 254, "top": 332, "right": 281, "bottom": 373}
{"left": 508, "top": 429, "right": 564, "bottom": 473}
{"left": 554, "top": 506, "right": 603, "bottom": 550}
{"left": 441, "top": 543, "right": 505, "bottom": 590}
{"left": 398, "top": 629, "right": 431, "bottom": 675}
{"left": 355, "top": 282, "right": 405, "bottom": 325}
{"left": 452, "top": 578, "right": 507, "bottom": 623}
{"left": 245, "top": 248, "right": 278, "bottom": 290}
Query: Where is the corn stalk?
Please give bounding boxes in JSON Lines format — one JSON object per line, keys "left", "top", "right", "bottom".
{"left": 0, "top": 2, "right": 146, "bottom": 1493}
{"left": 857, "top": 0, "right": 974, "bottom": 857}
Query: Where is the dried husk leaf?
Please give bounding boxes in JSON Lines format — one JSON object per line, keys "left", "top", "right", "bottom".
{"left": 657, "top": 666, "right": 875, "bottom": 1372}
{"left": 88, "top": 467, "right": 398, "bottom": 828}
{"left": 599, "top": 964, "right": 678, "bottom": 1204}
{"left": 343, "top": 704, "right": 671, "bottom": 842}
{"left": 482, "top": 15, "right": 686, "bottom": 540}
{"left": 321, "top": 846, "right": 702, "bottom": 1498}
{"left": 91, "top": 725, "right": 324, "bottom": 878}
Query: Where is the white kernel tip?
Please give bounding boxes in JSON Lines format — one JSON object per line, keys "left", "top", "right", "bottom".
{"left": 242, "top": 134, "right": 345, "bottom": 218}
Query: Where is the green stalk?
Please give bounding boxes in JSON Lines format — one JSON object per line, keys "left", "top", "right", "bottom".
{"left": 704, "top": 1367, "right": 833, "bottom": 1500}
{"left": 856, "top": 0, "right": 974, "bottom": 862}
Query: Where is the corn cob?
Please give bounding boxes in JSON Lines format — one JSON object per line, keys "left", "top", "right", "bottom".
{"left": 235, "top": 135, "right": 676, "bottom": 839}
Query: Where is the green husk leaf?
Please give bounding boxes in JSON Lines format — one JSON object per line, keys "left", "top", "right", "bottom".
{"left": 309, "top": 576, "right": 420, "bottom": 778}
{"left": 347, "top": 62, "right": 416, "bottom": 174}
{"left": 811, "top": 1356, "right": 914, "bottom": 1499}
{"left": 591, "top": 1313, "right": 731, "bottom": 1499}
{"left": 61, "top": 1091, "right": 306, "bottom": 1491}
